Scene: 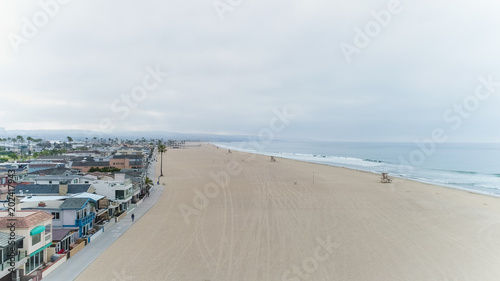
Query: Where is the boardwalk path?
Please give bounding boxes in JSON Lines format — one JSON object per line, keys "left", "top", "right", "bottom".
{"left": 44, "top": 155, "right": 162, "bottom": 281}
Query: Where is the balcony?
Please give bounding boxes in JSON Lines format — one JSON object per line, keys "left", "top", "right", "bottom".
{"left": 0, "top": 250, "right": 28, "bottom": 272}
{"left": 75, "top": 212, "right": 96, "bottom": 227}
{"left": 131, "top": 186, "right": 140, "bottom": 196}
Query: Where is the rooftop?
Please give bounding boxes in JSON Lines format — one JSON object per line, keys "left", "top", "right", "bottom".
{"left": 0, "top": 211, "right": 53, "bottom": 228}
{"left": 71, "top": 192, "right": 104, "bottom": 201}
{"left": 28, "top": 163, "right": 61, "bottom": 168}
{"left": 52, "top": 228, "right": 74, "bottom": 241}
{"left": 28, "top": 175, "right": 87, "bottom": 181}
{"left": 60, "top": 198, "right": 90, "bottom": 210}
{"left": 28, "top": 167, "right": 74, "bottom": 175}
{"left": 15, "top": 184, "right": 93, "bottom": 195}
{"left": 20, "top": 196, "right": 69, "bottom": 202}
{"left": 20, "top": 200, "right": 64, "bottom": 209}
{"left": 0, "top": 232, "right": 24, "bottom": 248}
{"left": 37, "top": 155, "right": 74, "bottom": 160}
{"left": 112, "top": 155, "right": 143, "bottom": 159}
{"left": 72, "top": 161, "right": 109, "bottom": 167}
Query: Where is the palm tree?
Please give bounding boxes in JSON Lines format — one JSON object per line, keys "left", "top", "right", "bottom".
{"left": 158, "top": 142, "right": 166, "bottom": 177}
{"left": 26, "top": 136, "right": 34, "bottom": 159}
{"left": 67, "top": 136, "right": 73, "bottom": 142}
{"left": 11, "top": 138, "right": 17, "bottom": 152}
{"left": 15, "top": 136, "right": 23, "bottom": 155}
{"left": 145, "top": 176, "right": 153, "bottom": 186}
{"left": 144, "top": 176, "right": 154, "bottom": 196}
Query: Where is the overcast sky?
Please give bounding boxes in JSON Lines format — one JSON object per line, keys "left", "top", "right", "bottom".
{"left": 1, "top": 0, "right": 499, "bottom": 142}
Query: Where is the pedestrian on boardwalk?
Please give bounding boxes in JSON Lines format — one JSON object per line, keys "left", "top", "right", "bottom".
{"left": 131, "top": 213, "right": 135, "bottom": 222}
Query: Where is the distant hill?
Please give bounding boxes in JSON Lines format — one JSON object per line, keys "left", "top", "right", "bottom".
{"left": 0, "top": 129, "right": 250, "bottom": 142}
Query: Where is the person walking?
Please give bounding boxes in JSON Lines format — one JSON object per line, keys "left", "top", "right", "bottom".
{"left": 131, "top": 213, "right": 135, "bottom": 222}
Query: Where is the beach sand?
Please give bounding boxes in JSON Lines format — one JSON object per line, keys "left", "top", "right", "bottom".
{"left": 75, "top": 143, "right": 500, "bottom": 281}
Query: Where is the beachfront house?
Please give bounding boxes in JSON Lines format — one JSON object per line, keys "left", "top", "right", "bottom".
{"left": 71, "top": 193, "right": 109, "bottom": 226}
{"left": 59, "top": 198, "right": 95, "bottom": 237}
{"left": 0, "top": 210, "right": 53, "bottom": 278}
{"left": 51, "top": 229, "right": 76, "bottom": 254}
{"left": 92, "top": 177, "right": 138, "bottom": 213}
{"left": 19, "top": 197, "right": 98, "bottom": 238}
{"left": 122, "top": 169, "right": 147, "bottom": 199}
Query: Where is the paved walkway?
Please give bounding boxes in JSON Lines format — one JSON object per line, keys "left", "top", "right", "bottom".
{"left": 44, "top": 156, "right": 163, "bottom": 281}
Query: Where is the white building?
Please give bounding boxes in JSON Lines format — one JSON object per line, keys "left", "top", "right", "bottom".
{"left": 92, "top": 175, "right": 139, "bottom": 213}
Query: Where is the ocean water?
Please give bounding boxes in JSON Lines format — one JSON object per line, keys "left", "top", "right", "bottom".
{"left": 212, "top": 141, "right": 500, "bottom": 197}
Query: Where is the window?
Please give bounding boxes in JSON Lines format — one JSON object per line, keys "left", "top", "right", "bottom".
{"left": 25, "top": 250, "right": 44, "bottom": 273}
{"left": 48, "top": 181, "right": 52, "bottom": 184}
{"left": 115, "top": 190, "right": 124, "bottom": 199}
{"left": 82, "top": 223, "right": 91, "bottom": 235}
{"left": 45, "top": 224, "right": 51, "bottom": 234}
{"left": 52, "top": 212, "right": 60, "bottom": 220}
{"left": 32, "top": 233, "right": 41, "bottom": 245}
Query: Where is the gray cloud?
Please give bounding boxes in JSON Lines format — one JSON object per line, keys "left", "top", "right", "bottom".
{"left": 0, "top": 0, "right": 499, "bottom": 142}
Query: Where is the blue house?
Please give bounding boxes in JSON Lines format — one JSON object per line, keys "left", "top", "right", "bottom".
{"left": 60, "top": 198, "right": 96, "bottom": 237}
{"left": 20, "top": 197, "right": 96, "bottom": 238}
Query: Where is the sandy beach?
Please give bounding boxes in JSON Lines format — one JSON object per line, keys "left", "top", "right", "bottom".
{"left": 75, "top": 143, "right": 500, "bottom": 281}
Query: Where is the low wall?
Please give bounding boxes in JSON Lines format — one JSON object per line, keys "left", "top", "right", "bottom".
{"left": 136, "top": 198, "right": 144, "bottom": 206}
{"left": 47, "top": 247, "right": 56, "bottom": 257}
{"left": 89, "top": 228, "right": 104, "bottom": 243}
{"left": 115, "top": 212, "right": 127, "bottom": 222}
{"left": 67, "top": 240, "right": 85, "bottom": 259}
{"left": 42, "top": 254, "right": 67, "bottom": 278}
